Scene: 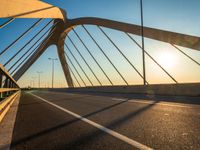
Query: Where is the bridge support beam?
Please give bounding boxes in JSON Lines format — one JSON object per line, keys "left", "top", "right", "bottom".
{"left": 13, "top": 20, "right": 74, "bottom": 87}
{"left": 66, "top": 17, "right": 200, "bottom": 51}
{"left": 0, "top": 0, "right": 65, "bottom": 20}
{"left": 57, "top": 34, "right": 74, "bottom": 87}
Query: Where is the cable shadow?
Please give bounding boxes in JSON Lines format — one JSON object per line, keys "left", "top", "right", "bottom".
{"left": 10, "top": 98, "right": 128, "bottom": 148}
{"left": 10, "top": 92, "right": 158, "bottom": 148}
{"left": 62, "top": 101, "right": 158, "bottom": 149}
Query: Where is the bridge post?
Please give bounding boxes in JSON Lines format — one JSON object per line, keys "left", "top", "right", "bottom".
{"left": 56, "top": 43, "right": 74, "bottom": 87}
{"left": 3, "top": 77, "right": 8, "bottom": 97}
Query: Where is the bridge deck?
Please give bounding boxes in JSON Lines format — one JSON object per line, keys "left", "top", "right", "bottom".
{"left": 1, "top": 90, "right": 200, "bottom": 149}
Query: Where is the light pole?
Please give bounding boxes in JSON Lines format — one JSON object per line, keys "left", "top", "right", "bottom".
{"left": 30, "top": 79, "right": 32, "bottom": 88}
{"left": 48, "top": 58, "right": 58, "bottom": 88}
{"left": 140, "top": 0, "right": 146, "bottom": 85}
{"left": 32, "top": 76, "right": 36, "bottom": 88}
{"left": 37, "top": 71, "right": 42, "bottom": 88}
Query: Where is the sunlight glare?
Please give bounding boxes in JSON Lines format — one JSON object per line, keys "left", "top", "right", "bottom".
{"left": 157, "top": 51, "right": 177, "bottom": 69}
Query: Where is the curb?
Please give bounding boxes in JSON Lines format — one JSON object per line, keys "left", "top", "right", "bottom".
{"left": 0, "top": 91, "right": 20, "bottom": 123}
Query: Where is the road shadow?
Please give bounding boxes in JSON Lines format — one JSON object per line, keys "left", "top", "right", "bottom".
{"left": 9, "top": 92, "right": 156, "bottom": 149}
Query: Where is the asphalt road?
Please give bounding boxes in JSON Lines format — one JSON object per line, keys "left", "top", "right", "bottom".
{"left": 10, "top": 90, "right": 200, "bottom": 150}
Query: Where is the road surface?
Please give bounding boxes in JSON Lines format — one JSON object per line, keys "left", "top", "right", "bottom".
{"left": 6, "top": 90, "right": 200, "bottom": 149}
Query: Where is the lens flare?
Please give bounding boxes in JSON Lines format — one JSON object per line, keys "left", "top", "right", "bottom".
{"left": 157, "top": 51, "right": 176, "bottom": 69}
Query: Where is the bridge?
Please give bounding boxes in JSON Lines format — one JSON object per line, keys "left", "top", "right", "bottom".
{"left": 0, "top": 0, "right": 200, "bottom": 149}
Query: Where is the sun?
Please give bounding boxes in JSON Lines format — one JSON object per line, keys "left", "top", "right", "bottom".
{"left": 157, "top": 51, "right": 176, "bottom": 69}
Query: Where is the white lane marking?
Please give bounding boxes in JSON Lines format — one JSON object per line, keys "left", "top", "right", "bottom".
{"left": 28, "top": 92, "right": 152, "bottom": 150}
{"left": 112, "top": 98, "right": 127, "bottom": 101}
{"left": 111, "top": 98, "right": 196, "bottom": 109}
{"left": 129, "top": 99, "right": 197, "bottom": 108}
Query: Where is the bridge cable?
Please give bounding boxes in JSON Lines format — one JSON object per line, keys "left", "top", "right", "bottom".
{"left": 10, "top": 26, "right": 56, "bottom": 75}
{"left": 80, "top": 26, "right": 114, "bottom": 85}
{"left": 0, "top": 18, "right": 43, "bottom": 56}
{"left": 10, "top": 22, "right": 58, "bottom": 75}
{"left": 171, "top": 44, "right": 200, "bottom": 66}
{"left": 66, "top": 36, "right": 101, "bottom": 86}
{"left": 98, "top": 26, "right": 148, "bottom": 85}
{"left": 0, "top": 18, "right": 15, "bottom": 29}
{"left": 64, "top": 42, "right": 94, "bottom": 86}
{"left": 72, "top": 79, "right": 77, "bottom": 88}
{"left": 126, "top": 33, "right": 178, "bottom": 83}
{"left": 68, "top": 65, "right": 82, "bottom": 87}
{"left": 8, "top": 21, "right": 58, "bottom": 72}
{"left": 4, "top": 19, "right": 54, "bottom": 67}
{"left": 64, "top": 51, "right": 87, "bottom": 86}
{"left": 82, "top": 25, "right": 129, "bottom": 85}
{"left": 72, "top": 28, "right": 103, "bottom": 86}
{"left": 10, "top": 42, "right": 41, "bottom": 75}
{"left": 10, "top": 27, "right": 56, "bottom": 75}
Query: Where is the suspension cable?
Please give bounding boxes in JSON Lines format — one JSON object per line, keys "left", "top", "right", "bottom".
{"left": 0, "top": 19, "right": 43, "bottom": 56}
{"left": 10, "top": 24, "right": 57, "bottom": 75}
{"left": 4, "top": 20, "right": 54, "bottom": 67}
{"left": 8, "top": 21, "right": 58, "bottom": 72}
{"left": 171, "top": 44, "right": 200, "bottom": 66}
{"left": 72, "top": 28, "right": 103, "bottom": 86}
{"left": 0, "top": 18, "right": 15, "bottom": 29}
{"left": 73, "top": 82, "right": 77, "bottom": 88}
{"left": 68, "top": 65, "right": 81, "bottom": 87}
{"left": 10, "top": 40, "right": 43, "bottom": 75}
{"left": 10, "top": 43, "right": 39, "bottom": 75}
{"left": 126, "top": 33, "right": 178, "bottom": 83}
{"left": 82, "top": 25, "right": 128, "bottom": 85}
{"left": 79, "top": 26, "right": 114, "bottom": 85}
{"left": 98, "top": 26, "right": 148, "bottom": 85}
{"left": 64, "top": 51, "right": 87, "bottom": 86}
{"left": 65, "top": 43, "right": 94, "bottom": 86}
{"left": 66, "top": 35, "right": 101, "bottom": 86}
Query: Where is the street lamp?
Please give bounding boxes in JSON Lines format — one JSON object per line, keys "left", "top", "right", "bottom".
{"left": 32, "top": 76, "right": 36, "bottom": 88}
{"left": 48, "top": 58, "right": 58, "bottom": 88}
{"left": 140, "top": 0, "right": 146, "bottom": 85}
{"left": 29, "top": 79, "right": 32, "bottom": 88}
{"left": 37, "top": 71, "right": 42, "bottom": 88}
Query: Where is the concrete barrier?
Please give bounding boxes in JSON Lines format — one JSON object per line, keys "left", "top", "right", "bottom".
{"left": 25, "top": 83, "right": 200, "bottom": 97}
{"left": 0, "top": 91, "right": 21, "bottom": 123}
{"left": 64, "top": 83, "right": 200, "bottom": 97}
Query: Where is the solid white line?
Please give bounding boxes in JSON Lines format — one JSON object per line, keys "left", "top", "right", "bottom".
{"left": 111, "top": 98, "right": 127, "bottom": 101}
{"left": 29, "top": 92, "right": 152, "bottom": 150}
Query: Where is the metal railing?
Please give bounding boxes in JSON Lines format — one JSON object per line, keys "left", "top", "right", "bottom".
{"left": 0, "top": 64, "right": 19, "bottom": 101}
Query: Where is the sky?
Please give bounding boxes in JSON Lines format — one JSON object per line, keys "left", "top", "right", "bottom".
{"left": 0, "top": 0, "right": 200, "bottom": 87}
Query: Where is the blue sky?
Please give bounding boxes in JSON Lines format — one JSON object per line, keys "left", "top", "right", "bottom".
{"left": 0, "top": 0, "right": 200, "bottom": 87}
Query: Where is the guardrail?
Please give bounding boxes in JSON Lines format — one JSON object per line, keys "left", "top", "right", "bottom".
{"left": 0, "top": 64, "right": 19, "bottom": 100}
{"left": 0, "top": 64, "right": 20, "bottom": 122}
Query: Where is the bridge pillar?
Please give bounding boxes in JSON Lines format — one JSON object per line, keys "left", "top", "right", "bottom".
{"left": 52, "top": 20, "right": 74, "bottom": 87}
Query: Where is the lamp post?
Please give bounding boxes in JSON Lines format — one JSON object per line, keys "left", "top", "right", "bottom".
{"left": 140, "top": 0, "right": 146, "bottom": 85}
{"left": 48, "top": 58, "right": 58, "bottom": 88}
{"left": 30, "top": 79, "right": 32, "bottom": 88}
{"left": 32, "top": 76, "right": 36, "bottom": 88}
{"left": 37, "top": 71, "right": 42, "bottom": 88}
